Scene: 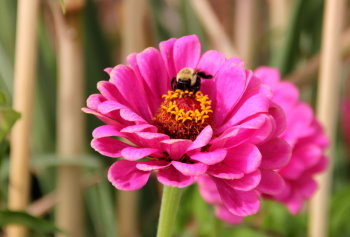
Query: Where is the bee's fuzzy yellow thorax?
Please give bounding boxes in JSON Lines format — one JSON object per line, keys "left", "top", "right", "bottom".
{"left": 153, "top": 89, "right": 213, "bottom": 140}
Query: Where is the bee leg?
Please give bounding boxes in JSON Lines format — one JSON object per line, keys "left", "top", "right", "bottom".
{"left": 193, "top": 78, "right": 201, "bottom": 93}
{"left": 171, "top": 77, "right": 176, "bottom": 90}
{"left": 197, "top": 72, "right": 213, "bottom": 79}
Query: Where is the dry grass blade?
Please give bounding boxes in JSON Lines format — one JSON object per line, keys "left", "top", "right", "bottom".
{"left": 285, "top": 28, "right": 350, "bottom": 86}
{"left": 233, "top": 0, "right": 258, "bottom": 67}
{"left": 6, "top": 0, "right": 40, "bottom": 236}
{"left": 50, "top": 1, "right": 86, "bottom": 236}
{"left": 190, "top": 0, "right": 238, "bottom": 57}
{"left": 309, "top": 0, "right": 346, "bottom": 237}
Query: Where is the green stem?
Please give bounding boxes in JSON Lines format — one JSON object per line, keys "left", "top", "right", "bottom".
{"left": 156, "top": 185, "right": 184, "bottom": 237}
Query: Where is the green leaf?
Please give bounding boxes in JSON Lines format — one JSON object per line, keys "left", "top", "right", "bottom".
{"left": 0, "top": 91, "right": 6, "bottom": 105}
{"left": 221, "top": 226, "right": 269, "bottom": 237}
{"left": 0, "top": 210, "right": 62, "bottom": 234}
{"left": 330, "top": 185, "right": 350, "bottom": 236}
{"left": 0, "top": 92, "right": 20, "bottom": 142}
{"left": 269, "top": 0, "right": 306, "bottom": 76}
{"left": 59, "top": 0, "right": 66, "bottom": 14}
{"left": 0, "top": 154, "right": 102, "bottom": 182}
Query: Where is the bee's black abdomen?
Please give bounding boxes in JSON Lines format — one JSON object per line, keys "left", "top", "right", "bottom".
{"left": 175, "top": 80, "right": 192, "bottom": 91}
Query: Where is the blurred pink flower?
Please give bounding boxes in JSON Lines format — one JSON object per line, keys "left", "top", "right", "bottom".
{"left": 198, "top": 66, "right": 328, "bottom": 223}
{"left": 83, "top": 35, "right": 291, "bottom": 217}
{"left": 255, "top": 66, "right": 328, "bottom": 214}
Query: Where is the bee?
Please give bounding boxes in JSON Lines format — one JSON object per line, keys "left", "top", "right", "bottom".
{"left": 171, "top": 68, "right": 213, "bottom": 93}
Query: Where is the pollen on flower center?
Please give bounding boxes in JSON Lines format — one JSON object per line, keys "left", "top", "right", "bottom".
{"left": 152, "top": 89, "right": 213, "bottom": 140}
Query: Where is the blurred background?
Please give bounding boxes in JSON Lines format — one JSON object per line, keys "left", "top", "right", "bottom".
{"left": 1, "top": 0, "right": 350, "bottom": 236}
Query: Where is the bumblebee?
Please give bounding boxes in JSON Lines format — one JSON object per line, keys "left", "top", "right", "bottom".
{"left": 171, "top": 68, "right": 213, "bottom": 93}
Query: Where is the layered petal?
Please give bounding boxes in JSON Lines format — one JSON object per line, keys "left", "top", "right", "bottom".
{"left": 171, "top": 161, "right": 208, "bottom": 176}
{"left": 108, "top": 160, "right": 151, "bottom": 190}
{"left": 91, "top": 137, "right": 130, "bottom": 158}
{"left": 157, "top": 166, "right": 195, "bottom": 187}
{"left": 215, "top": 179, "right": 260, "bottom": 216}
{"left": 173, "top": 35, "right": 201, "bottom": 72}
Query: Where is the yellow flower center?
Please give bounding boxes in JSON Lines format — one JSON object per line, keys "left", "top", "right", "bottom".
{"left": 153, "top": 89, "right": 213, "bottom": 140}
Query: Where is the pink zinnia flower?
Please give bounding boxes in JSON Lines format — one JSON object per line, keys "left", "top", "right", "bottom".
{"left": 198, "top": 67, "right": 328, "bottom": 223}
{"left": 254, "top": 66, "right": 328, "bottom": 214}
{"left": 83, "top": 35, "right": 291, "bottom": 217}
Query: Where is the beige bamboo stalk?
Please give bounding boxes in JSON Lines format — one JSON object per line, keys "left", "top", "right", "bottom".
{"left": 267, "top": 0, "right": 290, "bottom": 47}
{"left": 309, "top": 0, "right": 345, "bottom": 237}
{"left": 285, "top": 27, "right": 350, "bottom": 86}
{"left": 6, "top": 0, "right": 39, "bottom": 236}
{"left": 117, "top": 1, "right": 147, "bottom": 237}
{"left": 190, "top": 0, "right": 238, "bottom": 57}
{"left": 233, "top": 0, "right": 258, "bottom": 67}
{"left": 54, "top": 1, "right": 85, "bottom": 237}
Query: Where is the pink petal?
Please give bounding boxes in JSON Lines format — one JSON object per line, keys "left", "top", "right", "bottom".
{"left": 104, "top": 67, "right": 113, "bottom": 74}
{"left": 92, "top": 125, "right": 123, "bottom": 138}
{"left": 97, "top": 100, "right": 127, "bottom": 113}
{"left": 224, "top": 94, "right": 270, "bottom": 127}
{"left": 257, "top": 170, "right": 285, "bottom": 195}
{"left": 82, "top": 108, "right": 122, "bottom": 127}
{"left": 156, "top": 166, "right": 195, "bottom": 188}
{"left": 159, "top": 38, "right": 177, "bottom": 78}
{"left": 91, "top": 137, "right": 130, "bottom": 158}
{"left": 214, "top": 61, "right": 247, "bottom": 126}
{"left": 187, "top": 125, "right": 213, "bottom": 151}
{"left": 120, "top": 124, "right": 157, "bottom": 133}
{"left": 137, "top": 47, "right": 169, "bottom": 98}
{"left": 279, "top": 158, "right": 304, "bottom": 180}
{"left": 215, "top": 206, "right": 244, "bottom": 225}
{"left": 161, "top": 139, "right": 192, "bottom": 160}
{"left": 269, "top": 104, "right": 287, "bottom": 137}
{"left": 190, "top": 149, "right": 227, "bottom": 165}
{"left": 197, "top": 50, "right": 226, "bottom": 76}
{"left": 97, "top": 81, "right": 128, "bottom": 106}
{"left": 109, "top": 65, "right": 151, "bottom": 120}
{"left": 215, "top": 179, "right": 260, "bottom": 216}
{"left": 126, "top": 53, "right": 143, "bottom": 79}
{"left": 121, "top": 147, "right": 159, "bottom": 161}
{"left": 129, "top": 132, "right": 169, "bottom": 148}
{"left": 208, "top": 163, "right": 244, "bottom": 180}
{"left": 259, "top": 138, "right": 291, "bottom": 170}
{"left": 108, "top": 160, "right": 151, "bottom": 191}
{"left": 119, "top": 109, "right": 148, "bottom": 123}
{"left": 254, "top": 66, "right": 280, "bottom": 85}
{"left": 171, "top": 161, "right": 208, "bottom": 176}
{"left": 226, "top": 143, "right": 262, "bottom": 173}
{"left": 284, "top": 192, "right": 303, "bottom": 215}
{"left": 173, "top": 35, "right": 201, "bottom": 72}
{"left": 136, "top": 160, "right": 171, "bottom": 171}
{"left": 226, "top": 170, "right": 261, "bottom": 191}
{"left": 86, "top": 94, "right": 106, "bottom": 110}
{"left": 228, "top": 57, "right": 245, "bottom": 67}
{"left": 293, "top": 144, "right": 322, "bottom": 168}
{"left": 211, "top": 114, "right": 268, "bottom": 149}
{"left": 308, "top": 155, "right": 328, "bottom": 174}
{"left": 126, "top": 53, "right": 158, "bottom": 115}
{"left": 283, "top": 102, "right": 314, "bottom": 141}
{"left": 197, "top": 51, "right": 226, "bottom": 110}
{"left": 273, "top": 82, "right": 299, "bottom": 110}
{"left": 198, "top": 175, "right": 221, "bottom": 204}
{"left": 98, "top": 100, "right": 146, "bottom": 124}
{"left": 298, "top": 177, "right": 317, "bottom": 199}
{"left": 247, "top": 115, "right": 275, "bottom": 144}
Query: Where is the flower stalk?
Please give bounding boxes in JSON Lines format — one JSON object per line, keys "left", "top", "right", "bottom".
{"left": 156, "top": 186, "right": 184, "bottom": 237}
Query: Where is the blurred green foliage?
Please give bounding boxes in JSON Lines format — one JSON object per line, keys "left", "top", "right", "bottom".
{"left": 0, "top": 210, "right": 62, "bottom": 234}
